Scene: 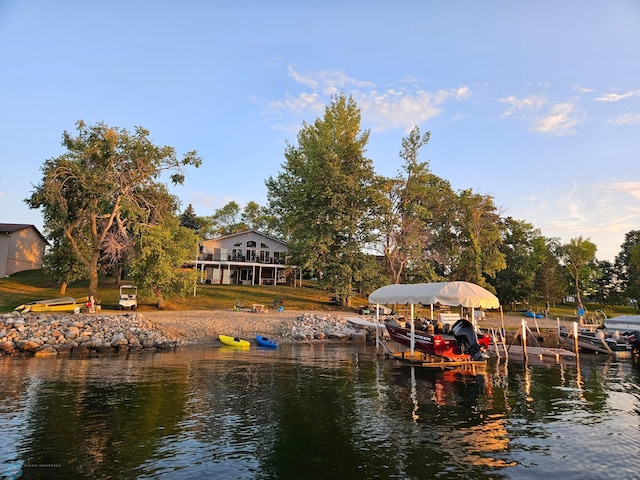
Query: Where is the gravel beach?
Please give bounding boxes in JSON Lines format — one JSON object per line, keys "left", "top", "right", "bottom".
{"left": 141, "top": 309, "right": 564, "bottom": 344}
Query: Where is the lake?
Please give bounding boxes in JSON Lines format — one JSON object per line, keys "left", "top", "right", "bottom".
{"left": 1, "top": 343, "right": 639, "bottom": 479}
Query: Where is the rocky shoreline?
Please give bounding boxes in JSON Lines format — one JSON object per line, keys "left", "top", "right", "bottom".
{"left": 0, "top": 308, "right": 560, "bottom": 357}
{"left": 0, "top": 310, "right": 378, "bottom": 357}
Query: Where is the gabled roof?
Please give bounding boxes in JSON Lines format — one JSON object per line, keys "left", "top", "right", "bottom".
{"left": 204, "top": 229, "right": 287, "bottom": 247}
{"left": 0, "top": 223, "right": 49, "bottom": 244}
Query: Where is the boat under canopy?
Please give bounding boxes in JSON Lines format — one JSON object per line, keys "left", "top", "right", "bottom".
{"left": 368, "top": 281, "right": 499, "bottom": 362}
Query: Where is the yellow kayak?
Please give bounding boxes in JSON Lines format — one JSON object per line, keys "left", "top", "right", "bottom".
{"left": 218, "top": 334, "right": 250, "bottom": 348}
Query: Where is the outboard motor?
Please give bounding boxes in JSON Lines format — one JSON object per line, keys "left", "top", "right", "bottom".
{"left": 451, "top": 319, "right": 487, "bottom": 361}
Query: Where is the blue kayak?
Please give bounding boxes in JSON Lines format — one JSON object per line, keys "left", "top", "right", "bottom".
{"left": 256, "top": 335, "right": 278, "bottom": 348}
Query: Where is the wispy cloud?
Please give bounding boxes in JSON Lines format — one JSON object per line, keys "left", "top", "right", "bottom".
{"left": 530, "top": 102, "right": 581, "bottom": 136}
{"left": 607, "top": 181, "right": 640, "bottom": 200}
{"left": 608, "top": 113, "right": 640, "bottom": 125}
{"left": 266, "top": 67, "right": 471, "bottom": 132}
{"left": 499, "top": 94, "right": 581, "bottom": 136}
{"left": 521, "top": 181, "right": 640, "bottom": 260}
{"left": 498, "top": 95, "right": 547, "bottom": 117}
{"left": 573, "top": 85, "right": 595, "bottom": 94}
{"left": 594, "top": 89, "right": 640, "bottom": 102}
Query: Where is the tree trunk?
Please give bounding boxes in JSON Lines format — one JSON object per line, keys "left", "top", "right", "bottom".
{"left": 59, "top": 281, "right": 68, "bottom": 295}
{"left": 88, "top": 253, "right": 100, "bottom": 301}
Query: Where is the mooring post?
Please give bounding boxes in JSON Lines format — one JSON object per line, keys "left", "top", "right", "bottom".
{"left": 521, "top": 319, "right": 528, "bottom": 359}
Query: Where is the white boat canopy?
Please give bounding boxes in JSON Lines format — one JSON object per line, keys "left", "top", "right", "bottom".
{"left": 368, "top": 281, "right": 499, "bottom": 309}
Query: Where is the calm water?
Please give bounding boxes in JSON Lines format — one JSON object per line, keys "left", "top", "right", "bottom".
{"left": 1, "top": 343, "right": 639, "bottom": 480}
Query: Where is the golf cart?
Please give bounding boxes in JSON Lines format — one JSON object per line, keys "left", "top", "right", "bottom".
{"left": 118, "top": 285, "right": 138, "bottom": 310}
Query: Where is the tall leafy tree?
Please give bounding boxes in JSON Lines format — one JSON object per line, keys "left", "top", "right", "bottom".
{"left": 492, "top": 218, "right": 545, "bottom": 306}
{"left": 533, "top": 238, "right": 567, "bottom": 309}
{"left": 560, "top": 236, "right": 598, "bottom": 306}
{"left": 449, "top": 189, "right": 506, "bottom": 286}
{"left": 593, "top": 260, "right": 619, "bottom": 309}
{"left": 615, "top": 230, "right": 640, "bottom": 309}
{"left": 266, "top": 94, "right": 380, "bottom": 305}
{"left": 128, "top": 215, "right": 199, "bottom": 308}
{"left": 25, "top": 120, "right": 202, "bottom": 300}
{"left": 378, "top": 127, "right": 439, "bottom": 284}
{"left": 240, "top": 201, "right": 275, "bottom": 234}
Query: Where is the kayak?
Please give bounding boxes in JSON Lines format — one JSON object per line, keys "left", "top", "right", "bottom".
{"left": 218, "top": 334, "right": 250, "bottom": 348}
{"left": 256, "top": 335, "right": 278, "bottom": 348}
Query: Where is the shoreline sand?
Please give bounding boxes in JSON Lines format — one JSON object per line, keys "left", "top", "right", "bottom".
{"left": 141, "top": 309, "right": 565, "bottom": 344}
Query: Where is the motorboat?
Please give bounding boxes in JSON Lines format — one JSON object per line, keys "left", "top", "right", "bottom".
{"left": 603, "top": 314, "right": 640, "bottom": 333}
{"left": 369, "top": 281, "right": 499, "bottom": 363}
{"left": 384, "top": 318, "right": 491, "bottom": 362}
{"left": 558, "top": 325, "right": 632, "bottom": 356}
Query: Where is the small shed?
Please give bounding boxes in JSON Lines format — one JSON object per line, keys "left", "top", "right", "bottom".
{"left": 0, "top": 224, "right": 48, "bottom": 277}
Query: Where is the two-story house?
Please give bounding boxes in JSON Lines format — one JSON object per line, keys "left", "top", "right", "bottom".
{"left": 196, "top": 230, "right": 290, "bottom": 285}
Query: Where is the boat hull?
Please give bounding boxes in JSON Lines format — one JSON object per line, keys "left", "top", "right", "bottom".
{"left": 15, "top": 296, "right": 89, "bottom": 314}
{"left": 218, "top": 335, "right": 250, "bottom": 348}
{"left": 385, "top": 322, "right": 491, "bottom": 362}
{"left": 559, "top": 328, "right": 632, "bottom": 356}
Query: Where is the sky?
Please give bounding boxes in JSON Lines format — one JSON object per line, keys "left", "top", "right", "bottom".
{"left": 1, "top": 1, "right": 639, "bottom": 262}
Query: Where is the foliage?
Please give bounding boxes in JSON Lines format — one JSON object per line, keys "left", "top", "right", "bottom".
{"left": 377, "top": 127, "right": 441, "bottom": 284}
{"left": 42, "top": 228, "right": 88, "bottom": 295}
{"left": 492, "top": 218, "right": 545, "bottom": 305}
{"left": 533, "top": 237, "right": 567, "bottom": 307}
{"left": 266, "top": 94, "right": 380, "bottom": 306}
{"left": 448, "top": 189, "right": 506, "bottom": 286}
{"left": 128, "top": 216, "right": 200, "bottom": 308}
{"left": 25, "top": 120, "right": 202, "bottom": 300}
{"left": 615, "top": 230, "right": 640, "bottom": 308}
{"left": 593, "top": 260, "right": 620, "bottom": 308}
{"left": 560, "top": 236, "right": 598, "bottom": 306}
{"left": 179, "top": 204, "right": 201, "bottom": 232}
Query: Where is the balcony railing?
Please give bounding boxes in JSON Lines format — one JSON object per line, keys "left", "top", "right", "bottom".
{"left": 197, "top": 253, "right": 286, "bottom": 265}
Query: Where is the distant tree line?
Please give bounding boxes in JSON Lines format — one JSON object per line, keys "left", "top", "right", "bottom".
{"left": 27, "top": 99, "right": 640, "bottom": 310}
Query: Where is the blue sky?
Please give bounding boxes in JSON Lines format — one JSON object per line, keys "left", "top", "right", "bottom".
{"left": 1, "top": 1, "right": 639, "bottom": 262}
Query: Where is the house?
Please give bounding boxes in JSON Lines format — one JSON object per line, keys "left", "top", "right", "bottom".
{"left": 0, "top": 224, "right": 48, "bottom": 277}
{"left": 195, "top": 230, "right": 291, "bottom": 285}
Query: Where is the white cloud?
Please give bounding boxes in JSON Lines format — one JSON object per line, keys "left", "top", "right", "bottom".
{"left": 529, "top": 102, "right": 581, "bottom": 136}
{"left": 498, "top": 95, "right": 547, "bottom": 117}
{"left": 608, "top": 113, "right": 640, "bottom": 125}
{"left": 594, "top": 89, "right": 640, "bottom": 102}
{"left": 359, "top": 86, "right": 470, "bottom": 132}
{"left": 265, "top": 67, "right": 472, "bottom": 133}
{"left": 573, "top": 85, "right": 595, "bottom": 94}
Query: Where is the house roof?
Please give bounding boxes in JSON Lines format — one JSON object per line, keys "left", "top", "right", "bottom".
{"left": 204, "top": 229, "right": 287, "bottom": 247}
{"left": 0, "top": 223, "right": 48, "bottom": 244}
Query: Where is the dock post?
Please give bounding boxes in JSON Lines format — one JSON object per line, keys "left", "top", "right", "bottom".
{"left": 521, "top": 319, "right": 528, "bottom": 360}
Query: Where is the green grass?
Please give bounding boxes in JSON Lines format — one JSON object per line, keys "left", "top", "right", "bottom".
{"left": 0, "top": 270, "right": 370, "bottom": 313}
{"left": 2, "top": 270, "right": 637, "bottom": 319}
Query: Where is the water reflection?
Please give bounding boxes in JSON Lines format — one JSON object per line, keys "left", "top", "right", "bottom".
{"left": 0, "top": 346, "right": 639, "bottom": 479}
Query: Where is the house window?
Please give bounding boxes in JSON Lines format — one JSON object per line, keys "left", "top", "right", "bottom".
{"left": 261, "top": 243, "right": 269, "bottom": 249}
{"left": 247, "top": 241, "right": 256, "bottom": 248}
{"left": 233, "top": 241, "right": 243, "bottom": 246}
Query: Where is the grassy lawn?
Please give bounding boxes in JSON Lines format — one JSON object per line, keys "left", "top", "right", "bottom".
{"left": 0, "top": 270, "right": 370, "bottom": 313}
{"left": 2, "top": 270, "right": 637, "bottom": 319}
